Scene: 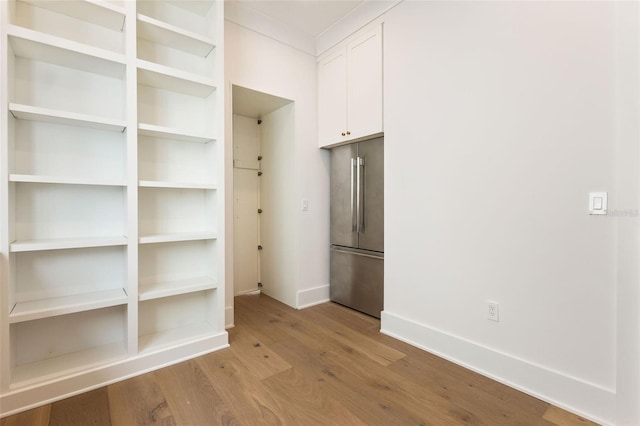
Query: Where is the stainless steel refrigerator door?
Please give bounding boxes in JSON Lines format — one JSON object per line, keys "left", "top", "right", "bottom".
{"left": 330, "top": 143, "right": 359, "bottom": 248}
{"left": 357, "top": 137, "right": 384, "bottom": 252}
{"left": 330, "top": 246, "right": 384, "bottom": 318}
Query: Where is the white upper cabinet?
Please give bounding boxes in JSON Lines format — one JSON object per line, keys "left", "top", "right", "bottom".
{"left": 347, "top": 25, "right": 383, "bottom": 143}
{"left": 318, "top": 20, "right": 383, "bottom": 148}
{"left": 318, "top": 47, "right": 348, "bottom": 147}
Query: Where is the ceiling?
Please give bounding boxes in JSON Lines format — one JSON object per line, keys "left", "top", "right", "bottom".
{"left": 233, "top": 0, "right": 366, "bottom": 38}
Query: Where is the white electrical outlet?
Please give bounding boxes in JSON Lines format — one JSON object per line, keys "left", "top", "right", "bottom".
{"left": 487, "top": 302, "right": 499, "bottom": 322}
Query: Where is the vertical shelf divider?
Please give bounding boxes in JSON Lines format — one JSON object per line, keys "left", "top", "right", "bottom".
{"left": 0, "top": 0, "right": 12, "bottom": 395}
{"left": 125, "top": 0, "right": 139, "bottom": 357}
{"left": 213, "top": 0, "right": 226, "bottom": 333}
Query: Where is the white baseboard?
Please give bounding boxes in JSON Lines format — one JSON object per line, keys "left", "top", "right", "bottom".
{"left": 297, "top": 285, "right": 330, "bottom": 309}
{"left": 225, "top": 306, "right": 234, "bottom": 329}
{"left": 381, "top": 311, "right": 615, "bottom": 426}
{"left": 235, "top": 288, "right": 261, "bottom": 296}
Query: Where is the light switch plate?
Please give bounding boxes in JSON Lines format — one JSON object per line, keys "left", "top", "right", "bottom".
{"left": 589, "top": 192, "right": 607, "bottom": 215}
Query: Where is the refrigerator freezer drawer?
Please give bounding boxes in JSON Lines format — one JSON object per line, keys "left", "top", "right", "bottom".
{"left": 330, "top": 246, "right": 384, "bottom": 318}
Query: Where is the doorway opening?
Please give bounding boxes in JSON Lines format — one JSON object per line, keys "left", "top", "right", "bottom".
{"left": 231, "top": 85, "right": 297, "bottom": 308}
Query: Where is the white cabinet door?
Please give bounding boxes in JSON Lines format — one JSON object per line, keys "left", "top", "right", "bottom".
{"left": 347, "top": 24, "right": 383, "bottom": 141}
{"left": 318, "top": 20, "right": 383, "bottom": 148}
{"left": 318, "top": 47, "right": 348, "bottom": 147}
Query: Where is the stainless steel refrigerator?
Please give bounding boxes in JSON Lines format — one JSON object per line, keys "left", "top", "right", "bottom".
{"left": 330, "top": 137, "right": 383, "bottom": 318}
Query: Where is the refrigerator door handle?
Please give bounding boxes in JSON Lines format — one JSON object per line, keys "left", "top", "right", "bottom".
{"left": 350, "top": 157, "right": 357, "bottom": 232}
{"left": 357, "top": 156, "right": 365, "bottom": 233}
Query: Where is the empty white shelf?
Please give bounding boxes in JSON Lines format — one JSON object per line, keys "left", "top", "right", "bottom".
{"left": 10, "top": 174, "right": 126, "bottom": 187}
{"left": 138, "top": 122, "right": 215, "bottom": 143}
{"left": 8, "top": 25, "right": 126, "bottom": 78}
{"left": 138, "top": 322, "right": 214, "bottom": 354}
{"left": 137, "top": 60, "right": 216, "bottom": 97}
{"left": 20, "top": 0, "right": 126, "bottom": 31}
{"left": 139, "top": 180, "right": 216, "bottom": 190}
{"left": 11, "top": 236, "right": 128, "bottom": 253}
{"left": 137, "top": 14, "right": 215, "bottom": 57}
{"left": 139, "top": 277, "right": 217, "bottom": 301}
{"left": 168, "top": 0, "right": 214, "bottom": 16}
{"left": 11, "top": 341, "right": 127, "bottom": 388}
{"left": 9, "top": 289, "right": 128, "bottom": 324}
{"left": 9, "top": 104, "right": 126, "bottom": 132}
{"left": 139, "top": 233, "right": 217, "bottom": 244}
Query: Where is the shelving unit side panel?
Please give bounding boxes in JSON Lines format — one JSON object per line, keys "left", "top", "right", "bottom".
{"left": 13, "top": 120, "right": 126, "bottom": 180}
{"left": 12, "top": 305, "right": 125, "bottom": 368}
{"left": 139, "top": 239, "right": 217, "bottom": 286}
{"left": 14, "top": 183, "right": 126, "bottom": 240}
{"left": 14, "top": 246, "right": 126, "bottom": 302}
{"left": 213, "top": 0, "right": 226, "bottom": 333}
{"left": 8, "top": 325, "right": 17, "bottom": 387}
{"left": 14, "top": 58, "right": 125, "bottom": 120}
{"left": 3, "top": 19, "right": 17, "bottom": 246}
{"left": 138, "top": 135, "right": 216, "bottom": 184}
{"left": 1, "top": 0, "right": 16, "bottom": 392}
{"left": 124, "top": 0, "right": 139, "bottom": 358}
{"left": 200, "top": 283, "right": 221, "bottom": 332}
{"left": 12, "top": 1, "right": 125, "bottom": 54}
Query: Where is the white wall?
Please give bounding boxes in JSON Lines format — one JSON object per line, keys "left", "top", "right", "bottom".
{"left": 224, "top": 20, "right": 330, "bottom": 324}
{"left": 381, "top": 2, "right": 638, "bottom": 425}
{"left": 260, "top": 104, "right": 298, "bottom": 307}
{"left": 613, "top": 3, "right": 640, "bottom": 425}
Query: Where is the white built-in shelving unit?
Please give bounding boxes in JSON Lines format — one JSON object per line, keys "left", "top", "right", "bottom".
{"left": 0, "top": 0, "right": 225, "bottom": 416}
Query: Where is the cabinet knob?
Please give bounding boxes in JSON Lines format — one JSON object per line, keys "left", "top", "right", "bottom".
{"left": 341, "top": 132, "right": 346, "bottom": 136}
{"left": 346, "top": 131, "right": 351, "bottom": 135}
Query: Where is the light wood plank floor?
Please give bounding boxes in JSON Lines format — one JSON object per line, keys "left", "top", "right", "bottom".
{"left": 2, "top": 294, "right": 598, "bottom": 426}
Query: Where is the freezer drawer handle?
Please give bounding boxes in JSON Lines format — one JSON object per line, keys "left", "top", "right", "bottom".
{"left": 331, "top": 248, "right": 384, "bottom": 260}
